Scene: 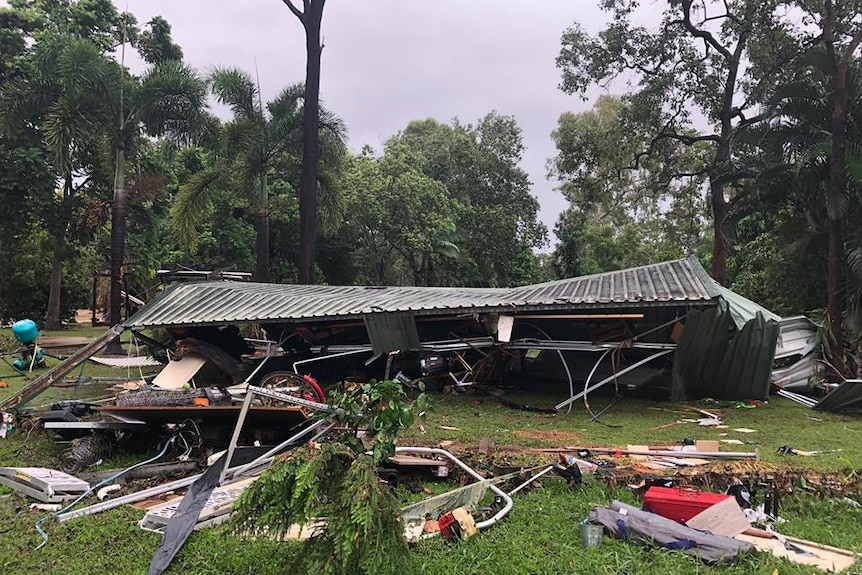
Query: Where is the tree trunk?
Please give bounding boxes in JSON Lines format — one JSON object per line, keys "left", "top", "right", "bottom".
{"left": 709, "top": 179, "right": 729, "bottom": 286}
{"left": 256, "top": 169, "right": 270, "bottom": 282}
{"left": 826, "top": 51, "right": 849, "bottom": 375}
{"left": 106, "top": 146, "right": 127, "bottom": 354}
{"left": 709, "top": 134, "right": 732, "bottom": 287}
{"left": 45, "top": 219, "right": 66, "bottom": 330}
{"left": 297, "top": 0, "right": 325, "bottom": 284}
{"left": 45, "top": 175, "right": 72, "bottom": 330}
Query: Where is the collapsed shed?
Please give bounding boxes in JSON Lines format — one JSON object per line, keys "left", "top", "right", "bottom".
{"left": 1, "top": 256, "right": 817, "bottom": 417}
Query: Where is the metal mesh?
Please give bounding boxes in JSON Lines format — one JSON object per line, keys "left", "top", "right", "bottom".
{"left": 114, "top": 388, "right": 206, "bottom": 407}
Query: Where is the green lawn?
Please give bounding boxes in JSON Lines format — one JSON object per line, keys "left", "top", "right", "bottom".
{"left": 1, "top": 331, "right": 861, "bottom": 574}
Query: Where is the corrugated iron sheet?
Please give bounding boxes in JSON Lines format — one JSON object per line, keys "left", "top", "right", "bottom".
{"left": 124, "top": 257, "right": 718, "bottom": 329}
{"left": 815, "top": 380, "right": 862, "bottom": 413}
{"left": 364, "top": 312, "right": 420, "bottom": 355}
{"left": 672, "top": 305, "right": 779, "bottom": 401}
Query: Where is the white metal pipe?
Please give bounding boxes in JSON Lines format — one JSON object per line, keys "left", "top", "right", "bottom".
{"left": 507, "top": 465, "right": 554, "bottom": 497}
{"left": 555, "top": 349, "right": 675, "bottom": 410}
{"left": 394, "top": 447, "right": 513, "bottom": 531}
{"left": 293, "top": 349, "right": 373, "bottom": 375}
{"left": 55, "top": 474, "right": 200, "bottom": 522}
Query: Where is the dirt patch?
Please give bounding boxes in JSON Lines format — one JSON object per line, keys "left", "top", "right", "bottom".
{"left": 513, "top": 429, "right": 581, "bottom": 444}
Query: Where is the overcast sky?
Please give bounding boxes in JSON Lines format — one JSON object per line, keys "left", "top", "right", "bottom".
{"left": 46, "top": 1, "right": 615, "bottom": 247}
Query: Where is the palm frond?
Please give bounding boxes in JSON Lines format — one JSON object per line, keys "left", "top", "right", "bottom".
{"left": 136, "top": 60, "right": 207, "bottom": 139}
{"left": 209, "top": 67, "right": 260, "bottom": 120}
{"left": 171, "top": 166, "right": 223, "bottom": 250}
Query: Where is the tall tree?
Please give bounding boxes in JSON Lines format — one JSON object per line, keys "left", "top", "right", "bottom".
{"left": 171, "top": 69, "right": 345, "bottom": 282}
{"left": 103, "top": 59, "right": 205, "bottom": 348}
{"left": 556, "top": 0, "right": 801, "bottom": 284}
{"left": 818, "top": 0, "right": 862, "bottom": 371}
{"left": 343, "top": 115, "right": 546, "bottom": 287}
{"left": 549, "top": 96, "right": 710, "bottom": 276}
{"left": 1, "top": 34, "right": 120, "bottom": 329}
{"left": 280, "top": 0, "right": 326, "bottom": 284}
{"left": 756, "top": 46, "right": 862, "bottom": 374}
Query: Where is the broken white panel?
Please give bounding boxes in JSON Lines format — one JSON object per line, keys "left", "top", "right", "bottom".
{"left": 139, "top": 476, "right": 257, "bottom": 533}
{"left": 152, "top": 353, "right": 207, "bottom": 390}
{"left": 772, "top": 353, "right": 820, "bottom": 391}
{"left": 497, "top": 315, "right": 514, "bottom": 343}
{"left": 0, "top": 467, "right": 90, "bottom": 503}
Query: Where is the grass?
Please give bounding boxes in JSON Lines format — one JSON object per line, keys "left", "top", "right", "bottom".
{"left": 1, "top": 328, "right": 862, "bottom": 574}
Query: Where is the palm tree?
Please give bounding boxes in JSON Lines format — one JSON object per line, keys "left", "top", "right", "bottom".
{"left": 105, "top": 60, "right": 206, "bottom": 350}
{"left": 0, "top": 34, "right": 119, "bottom": 329}
{"left": 760, "top": 54, "right": 862, "bottom": 374}
{"left": 171, "top": 68, "right": 346, "bottom": 282}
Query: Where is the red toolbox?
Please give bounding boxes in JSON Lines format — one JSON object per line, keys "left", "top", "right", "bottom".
{"left": 642, "top": 486, "right": 731, "bottom": 523}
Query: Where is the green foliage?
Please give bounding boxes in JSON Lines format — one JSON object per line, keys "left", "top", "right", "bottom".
{"left": 171, "top": 68, "right": 346, "bottom": 281}
{"left": 549, "top": 96, "right": 710, "bottom": 278}
{"left": 135, "top": 16, "right": 182, "bottom": 65}
{"left": 343, "top": 114, "right": 547, "bottom": 287}
{"left": 232, "top": 380, "right": 429, "bottom": 575}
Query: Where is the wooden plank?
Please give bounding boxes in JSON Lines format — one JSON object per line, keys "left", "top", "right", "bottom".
{"left": 388, "top": 455, "right": 444, "bottom": 467}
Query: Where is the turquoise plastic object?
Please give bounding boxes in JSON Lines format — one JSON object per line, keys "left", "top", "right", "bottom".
{"left": 12, "top": 319, "right": 39, "bottom": 344}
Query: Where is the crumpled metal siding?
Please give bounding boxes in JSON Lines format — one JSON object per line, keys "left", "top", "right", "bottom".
{"left": 672, "top": 305, "right": 780, "bottom": 401}
{"left": 670, "top": 307, "right": 733, "bottom": 401}
{"left": 124, "top": 257, "right": 719, "bottom": 329}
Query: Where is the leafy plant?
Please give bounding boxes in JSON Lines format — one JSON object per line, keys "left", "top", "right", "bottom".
{"left": 232, "top": 379, "right": 429, "bottom": 575}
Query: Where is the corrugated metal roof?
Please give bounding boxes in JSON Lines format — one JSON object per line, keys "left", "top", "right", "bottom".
{"left": 124, "top": 256, "right": 719, "bottom": 328}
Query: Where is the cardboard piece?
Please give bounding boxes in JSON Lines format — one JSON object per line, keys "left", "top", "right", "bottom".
{"left": 735, "top": 533, "right": 857, "bottom": 572}
{"left": 695, "top": 440, "right": 720, "bottom": 452}
{"left": 686, "top": 497, "right": 750, "bottom": 537}
{"left": 152, "top": 354, "right": 207, "bottom": 390}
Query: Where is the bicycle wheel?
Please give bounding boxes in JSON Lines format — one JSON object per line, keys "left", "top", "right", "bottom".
{"left": 256, "top": 371, "right": 325, "bottom": 404}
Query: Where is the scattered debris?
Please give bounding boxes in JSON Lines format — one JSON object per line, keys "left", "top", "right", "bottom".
{"left": 643, "top": 486, "right": 732, "bottom": 523}
{"left": 736, "top": 530, "right": 857, "bottom": 572}
{"left": 589, "top": 500, "right": 755, "bottom": 563}
{"left": 0, "top": 467, "right": 90, "bottom": 503}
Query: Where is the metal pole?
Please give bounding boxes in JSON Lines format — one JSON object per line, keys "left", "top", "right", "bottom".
{"left": 246, "top": 385, "right": 335, "bottom": 414}
{"left": 219, "top": 390, "right": 254, "bottom": 485}
{"left": 537, "top": 446, "right": 759, "bottom": 460}
{"left": 292, "top": 348, "right": 373, "bottom": 375}
{"left": 55, "top": 474, "right": 200, "bottom": 522}
{"left": 555, "top": 349, "right": 675, "bottom": 411}
{"left": 507, "top": 465, "right": 555, "bottom": 497}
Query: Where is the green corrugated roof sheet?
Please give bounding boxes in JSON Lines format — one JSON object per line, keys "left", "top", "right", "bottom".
{"left": 124, "top": 257, "right": 719, "bottom": 328}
